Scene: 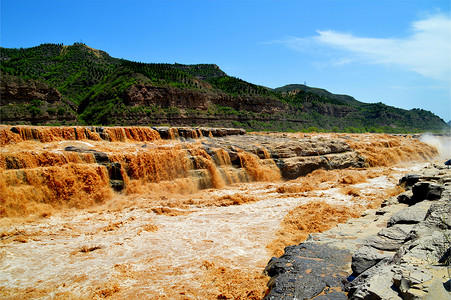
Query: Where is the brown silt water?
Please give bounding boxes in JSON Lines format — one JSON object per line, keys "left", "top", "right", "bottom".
{"left": 0, "top": 126, "right": 440, "bottom": 299}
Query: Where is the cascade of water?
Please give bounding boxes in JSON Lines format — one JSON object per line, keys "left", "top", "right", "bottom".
{"left": 345, "top": 134, "right": 438, "bottom": 167}
{"left": 236, "top": 150, "right": 281, "bottom": 182}
{"left": 103, "top": 127, "right": 161, "bottom": 142}
{"left": 0, "top": 126, "right": 162, "bottom": 145}
{"left": 0, "top": 164, "right": 111, "bottom": 217}
{"left": 0, "top": 126, "right": 282, "bottom": 217}
{"left": 7, "top": 126, "right": 104, "bottom": 143}
{"left": 1, "top": 150, "right": 96, "bottom": 170}
{"left": 1, "top": 128, "right": 440, "bottom": 218}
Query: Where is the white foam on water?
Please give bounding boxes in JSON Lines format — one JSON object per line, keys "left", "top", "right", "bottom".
{"left": 0, "top": 165, "right": 421, "bottom": 298}
{"left": 420, "top": 134, "right": 451, "bottom": 159}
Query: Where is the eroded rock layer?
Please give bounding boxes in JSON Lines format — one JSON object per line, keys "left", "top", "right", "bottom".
{"left": 0, "top": 126, "right": 438, "bottom": 218}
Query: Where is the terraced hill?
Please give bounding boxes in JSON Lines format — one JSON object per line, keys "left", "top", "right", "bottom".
{"left": 1, "top": 43, "right": 449, "bottom": 132}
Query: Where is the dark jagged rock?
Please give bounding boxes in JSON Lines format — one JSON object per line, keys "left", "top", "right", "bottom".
{"left": 397, "top": 181, "right": 443, "bottom": 205}
{"left": 104, "top": 162, "right": 125, "bottom": 192}
{"left": 64, "top": 146, "right": 125, "bottom": 191}
{"left": 265, "top": 164, "right": 451, "bottom": 299}
{"left": 263, "top": 243, "right": 351, "bottom": 299}
{"left": 313, "top": 292, "right": 348, "bottom": 300}
{"left": 411, "top": 181, "right": 443, "bottom": 201}
{"left": 109, "top": 179, "right": 125, "bottom": 192}
{"left": 91, "top": 151, "right": 109, "bottom": 164}
{"left": 227, "top": 151, "right": 242, "bottom": 168}
{"left": 397, "top": 190, "right": 413, "bottom": 204}
{"left": 398, "top": 174, "right": 420, "bottom": 190}
{"left": 10, "top": 127, "right": 20, "bottom": 135}
{"left": 105, "top": 162, "right": 123, "bottom": 180}
{"left": 64, "top": 146, "right": 109, "bottom": 163}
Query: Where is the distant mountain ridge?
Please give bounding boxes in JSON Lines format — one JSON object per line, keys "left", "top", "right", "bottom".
{"left": 1, "top": 43, "right": 449, "bottom": 133}
{"left": 274, "top": 84, "right": 362, "bottom": 106}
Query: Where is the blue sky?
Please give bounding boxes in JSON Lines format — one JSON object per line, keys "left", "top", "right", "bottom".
{"left": 2, "top": 0, "right": 451, "bottom": 122}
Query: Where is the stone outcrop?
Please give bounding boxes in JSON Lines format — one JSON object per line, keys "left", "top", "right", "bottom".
{"left": 152, "top": 126, "right": 246, "bottom": 140}
{"left": 1, "top": 73, "right": 62, "bottom": 103}
{"left": 64, "top": 145, "right": 125, "bottom": 191}
{"left": 348, "top": 199, "right": 451, "bottom": 299}
{"left": 264, "top": 164, "right": 451, "bottom": 299}
{"left": 124, "top": 84, "right": 291, "bottom": 114}
{"left": 279, "top": 151, "right": 364, "bottom": 179}
{"left": 198, "top": 134, "right": 366, "bottom": 180}
{"left": 264, "top": 243, "right": 351, "bottom": 299}
{"left": 0, "top": 73, "right": 77, "bottom": 125}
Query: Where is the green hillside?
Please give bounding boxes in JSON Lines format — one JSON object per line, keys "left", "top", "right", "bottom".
{"left": 1, "top": 43, "right": 449, "bottom": 133}
{"left": 274, "top": 84, "right": 362, "bottom": 106}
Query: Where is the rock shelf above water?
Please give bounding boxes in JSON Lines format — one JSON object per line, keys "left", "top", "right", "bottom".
{"left": 263, "top": 164, "right": 451, "bottom": 299}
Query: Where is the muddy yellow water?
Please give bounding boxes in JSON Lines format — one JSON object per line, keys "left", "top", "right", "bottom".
{"left": 0, "top": 126, "right": 441, "bottom": 299}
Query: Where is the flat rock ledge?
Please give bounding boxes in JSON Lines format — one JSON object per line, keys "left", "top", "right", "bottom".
{"left": 264, "top": 163, "right": 451, "bottom": 299}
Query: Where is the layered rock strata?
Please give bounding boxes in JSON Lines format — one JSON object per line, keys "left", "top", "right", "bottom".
{"left": 264, "top": 164, "right": 451, "bottom": 299}
{"left": 0, "top": 73, "right": 77, "bottom": 124}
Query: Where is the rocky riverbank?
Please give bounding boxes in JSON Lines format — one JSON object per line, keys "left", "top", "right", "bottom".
{"left": 264, "top": 163, "right": 451, "bottom": 299}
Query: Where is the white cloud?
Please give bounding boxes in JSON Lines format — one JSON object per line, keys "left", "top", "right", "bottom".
{"left": 282, "top": 14, "right": 451, "bottom": 81}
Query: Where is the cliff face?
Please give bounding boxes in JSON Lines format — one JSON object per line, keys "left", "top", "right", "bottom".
{"left": 215, "top": 94, "right": 291, "bottom": 114}
{"left": 0, "top": 73, "right": 77, "bottom": 125}
{"left": 114, "top": 83, "right": 295, "bottom": 127}
{"left": 124, "top": 84, "right": 212, "bottom": 110}
{"left": 1, "top": 74, "right": 61, "bottom": 103}
{"left": 124, "top": 84, "right": 291, "bottom": 114}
